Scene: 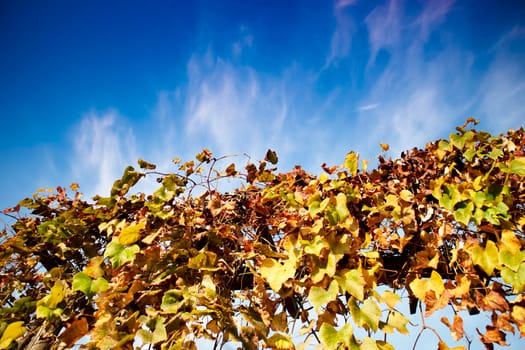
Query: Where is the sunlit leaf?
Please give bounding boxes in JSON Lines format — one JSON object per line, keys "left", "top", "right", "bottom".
{"left": 104, "top": 240, "right": 140, "bottom": 267}
{"left": 73, "top": 272, "right": 93, "bottom": 296}
{"left": 161, "top": 289, "right": 183, "bottom": 313}
{"left": 319, "top": 323, "right": 354, "bottom": 349}
{"left": 266, "top": 333, "right": 295, "bottom": 350}
{"left": 0, "top": 321, "right": 26, "bottom": 350}
{"left": 387, "top": 311, "right": 409, "bottom": 335}
{"left": 349, "top": 298, "right": 381, "bottom": 332}
{"left": 334, "top": 269, "right": 364, "bottom": 301}
{"left": 509, "top": 157, "right": 525, "bottom": 176}
{"left": 344, "top": 151, "right": 359, "bottom": 176}
{"left": 118, "top": 221, "right": 145, "bottom": 245}
{"left": 471, "top": 240, "right": 499, "bottom": 275}
{"left": 410, "top": 271, "right": 445, "bottom": 300}
{"left": 381, "top": 290, "right": 400, "bottom": 310}
{"left": 308, "top": 280, "right": 338, "bottom": 313}
{"left": 260, "top": 257, "right": 296, "bottom": 292}
{"left": 501, "top": 263, "right": 525, "bottom": 293}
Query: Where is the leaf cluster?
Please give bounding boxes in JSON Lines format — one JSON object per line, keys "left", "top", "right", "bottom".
{"left": 1, "top": 121, "right": 525, "bottom": 349}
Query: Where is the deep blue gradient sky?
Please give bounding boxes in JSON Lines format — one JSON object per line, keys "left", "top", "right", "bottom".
{"left": 2, "top": 0, "right": 525, "bottom": 207}
{"left": 1, "top": 1, "right": 525, "bottom": 348}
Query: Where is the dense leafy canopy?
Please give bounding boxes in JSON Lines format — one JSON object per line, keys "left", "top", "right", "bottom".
{"left": 1, "top": 119, "right": 525, "bottom": 349}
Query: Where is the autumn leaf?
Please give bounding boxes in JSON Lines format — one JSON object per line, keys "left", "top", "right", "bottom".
{"left": 266, "top": 333, "right": 295, "bottom": 350}
{"left": 0, "top": 321, "right": 26, "bottom": 350}
{"left": 410, "top": 271, "right": 445, "bottom": 301}
{"left": 260, "top": 257, "right": 296, "bottom": 292}
{"left": 59, "top": 318, "right": 89, "bottom": 348}
{"left": 471, "top": 240, "right": 499, "bottom": 276}
{"left": 308, "top": 280, "right": 338, "bottom": 313}
{"left": 441, "top": 315, "right": 465, "bottom": 341}
{"left": 349, "top": 298, "right": 381, "bottom": 332}
{"left": 265, "top": 149, "right": 279, "bottom": 165}
{"left": 118, "top": 221, "right": 145, "bottom": 245}
{"left": 509, "top": 157, "right": 525, "bottom": 176}
{"left": 334, "top": 269, "right": 365, "bottom": 301}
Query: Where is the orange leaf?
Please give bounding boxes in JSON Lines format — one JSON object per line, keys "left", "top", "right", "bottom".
{"left": 59, "top": 318, "right": 89, "bottom": 347}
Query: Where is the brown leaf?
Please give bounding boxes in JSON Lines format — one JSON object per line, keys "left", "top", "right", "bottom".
{"left": 59, "top": 318, "right": 89, "bottom": 347}
{"left": 478, "top": 326, "right": 508, "bottom": 346}
{"left": 479, "top": 290, "right": 509, "bottom": 312}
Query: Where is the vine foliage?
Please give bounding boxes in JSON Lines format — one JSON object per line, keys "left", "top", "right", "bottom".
{"left": 1, "top": 119, "right": 525, "bottom": 349}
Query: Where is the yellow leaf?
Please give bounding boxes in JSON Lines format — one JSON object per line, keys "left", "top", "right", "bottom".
{"left": 399, "top": 190, "right": 413, "bottom": 202}
{"left": 500, "top": 230, "right": 521, "bottom": 254}
{"left": 38, "top": 280, "right": 67, "bottom": 309}
{"left": 266, "top": 333, "right": 295, "bottom": 350}
{"left": 410, "top": 271, "right": 444, "bottom": 300}
{"left": 308, "top": 280, "right": 339, "bottom": 313}
{"left": 260, "top": 258, "right": 296, "bottom": 292}
{"left": 119, "top": 221, "right": 145, "bottom": 245}
{"left": 0, "top": 321, "right": 26, "bottom": 350}
{"left": 511, "top": 305, "right": 525, "bottom": 336}
{"left": 382, "top": 290, "right": 401, "bottom": 310}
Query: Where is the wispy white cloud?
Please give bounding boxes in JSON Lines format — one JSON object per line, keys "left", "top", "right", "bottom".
{"left": 356, "top": 0, "right": 476, "bottom": 156}
{"left": 476, "top": 26, "right": 525, "bottom": 131}
{"left": 335, "top": 0, "right": 358, "bottom": 10}
{"left": 357, "top": 103, "right": 379, "bottom": 111}
{"left": 323, "top": 0, "right": 356, "bottom": 69}
{"left": 70, "top": 110, "right": 137, "bottom": 197}
{"left": 415, "top": 0, "right": 455, "bottom": 41}
{"left": 61, "top": 2, "right": 524, "bottom": 202}
{"left": 365, "top": 0, "right": 403, "bottom": 64}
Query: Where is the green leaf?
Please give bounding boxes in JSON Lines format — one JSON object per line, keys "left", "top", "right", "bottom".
{"left": 36, "top": 305, "right": 63, "bottom": 319}
{"left": 319, "top": 323, "right": 354, "bottom": 349}
{"left": 92, "top": 277, "right": 109, "bottom": 294}
{"left": 454, "top": 201, "right": 474, "bottom": 226}
{"left": 335, "top": 269, "right": 365, "bottom": 301}
{"left": 349, "top": 298, "right": 382, "bottom": 332}
{"left": 104, "top": 240, "right": 140, "bottom": 267}
{"left": 161, "top": 289, "right": 183, "bottom": 313}
{"left": 509, "top": 157, "right": 525, "bottom": 176}
{"left": 501, "top": 263, "right": 525, "bottom": 293}
{"left": 188, "top": 251, "right": 218, "bottom": 271}
{"left": 118, "top": 221, "right": 145, "bottom": 245}
{"left": 308, "top": 280, "right": 339, "bottom": 313}
{"left": 72, "top": 272, "right": 93, "bottom": 296}
{"left": 0, "top": 321, "right": 26, "bottom": 350}
{"left": 471, "top": 240, "right": 499, "bottom": 275}
{"left": 111, "top": 166, "right": 143, "bottom": 196}
{"left": 499, "top": 249, "right": 525, "bottom": 272}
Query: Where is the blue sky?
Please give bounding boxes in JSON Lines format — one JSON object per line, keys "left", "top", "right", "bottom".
{"left": 1, "top": 1, "right": 525, "bottom": 347}
{"left": 1, "top": 0, "right": 525, "bottom": 207}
